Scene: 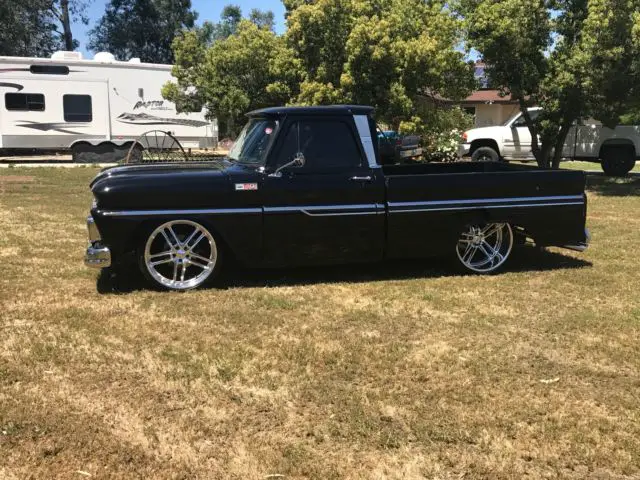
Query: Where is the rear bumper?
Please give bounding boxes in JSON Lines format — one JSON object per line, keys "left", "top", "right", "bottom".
{"left": 562, "top": 228, "right": 590, "bottom": 252}
{"left": 84, "top": 214, "right": 111, "bottom": 268}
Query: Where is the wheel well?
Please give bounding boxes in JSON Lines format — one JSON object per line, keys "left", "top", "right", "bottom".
{"left": 470, "top": 139, "right": 500, "bottom": 156}
{"left": 599, "top": 140, "right": 635, "bottom": 159}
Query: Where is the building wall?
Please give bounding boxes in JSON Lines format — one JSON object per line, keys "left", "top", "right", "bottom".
{"left": 472, "top": 104, "right": 520, "bottom": 127}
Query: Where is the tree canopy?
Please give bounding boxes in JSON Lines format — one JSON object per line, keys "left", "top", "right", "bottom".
{"left": 0, "top": 0, "right": 87, "bottom": 56}
{"left": 88, "top": 0, "right": 198, "bottom": 63}
{"left": 166, "top": 0, "right": 474, "bottom": 135}
{"left": 462, "top": 0, "right": 640, "bottom": 168}
{"left": 163, "top": 20, "right": 301, "bottom": 137}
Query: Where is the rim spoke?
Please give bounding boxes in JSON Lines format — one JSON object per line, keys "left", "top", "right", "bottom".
{"left": 180, "top": 263, "right": 186, "bottom": 282}
{"left": 187, "top": 232, "right": 206, "bottom": 251}
{"left": 182, "top": 228, "right": 200, "bottom": 249}
{"left": 151, "top": 258, "right": 174, "bottom": 266}
{"left": 462, "top": 243, "right": 477, "bottom": 263}
{"left": 160, "top": 230, "right": 176, "bottom": 249}
{"left": 168, "top": 226, "right": 182, "bottom": 247}
{"left": 189, "top": 257, "right": 211, "bottom": 270}
{"left": 172, "top": 262, "right": 178, "bottom": 282}
{"left": 149, "top": 250, "right": 172, "bottom": 259}
{"left": 482, "top": 224, "right": 502, "bottom": 237}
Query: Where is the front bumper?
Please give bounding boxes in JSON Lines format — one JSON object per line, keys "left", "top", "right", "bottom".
{"left": 458, "top": 143, "right": 472, "bottom": 158}
{"left": 562, "top": 228, "right": 591, "bottom": 253}
{"left": 85, "top": 214, "right": 111, "bottom": 268}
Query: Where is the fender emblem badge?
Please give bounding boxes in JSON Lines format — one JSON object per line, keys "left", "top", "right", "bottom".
{"left": 235, "top": 183, "right": 258, "bottom": 191}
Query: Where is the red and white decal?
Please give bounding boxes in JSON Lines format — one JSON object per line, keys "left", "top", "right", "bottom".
{"left": 235, "top": 183, "right": 258, "bottom": 191}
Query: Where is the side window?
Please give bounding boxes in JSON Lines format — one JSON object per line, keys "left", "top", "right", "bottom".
{"left": 63, "top": 94, "right": 92, "bottom": 122}
{"left": 275, "top": 119, "right": 363, "bottom": 171}
{"left": 5, "top": 93, "right": 45, "bottom": 111}
{"left": 513, "top": 110, "right": 539, "bottom": 128}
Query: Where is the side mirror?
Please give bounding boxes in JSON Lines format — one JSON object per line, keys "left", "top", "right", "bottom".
{"left": 269, "top": 152, "right": 305, "bottom": 177}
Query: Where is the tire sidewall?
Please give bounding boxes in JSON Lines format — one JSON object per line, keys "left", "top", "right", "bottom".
{"left": 471, "top": 146, "right": 500, "bottom": 162}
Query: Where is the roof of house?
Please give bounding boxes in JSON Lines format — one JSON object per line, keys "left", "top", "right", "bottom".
{"left": 461, "top": 90, "right": 519, "bottom": 105}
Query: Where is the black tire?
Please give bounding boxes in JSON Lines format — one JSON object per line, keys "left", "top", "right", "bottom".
{"left": 601, "top": 146, "right": 636, "bottom": 176}
{"left": 471, "top": 146, "right": 500, "bottom": 162}
{"left": 137, "top": 219, "right": 222, "bottom": 291}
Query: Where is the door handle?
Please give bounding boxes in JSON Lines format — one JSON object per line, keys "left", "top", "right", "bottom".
{"left": 350, "top": 176, "right": 372, "bottom": 182}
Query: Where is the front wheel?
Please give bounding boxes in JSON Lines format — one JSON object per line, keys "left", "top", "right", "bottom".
{"left": 139, "top": 220, "right": 221, "bottom": 290}
{"left": 471, "top": 146, "right": 500, "bottom": 162}
{"left": 455, "top": 223, "right": 514, "bottom": 274}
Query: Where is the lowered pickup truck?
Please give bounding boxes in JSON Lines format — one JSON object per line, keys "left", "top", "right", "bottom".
{"left": 86, "top": 105, "right": 589, "bottom": 290}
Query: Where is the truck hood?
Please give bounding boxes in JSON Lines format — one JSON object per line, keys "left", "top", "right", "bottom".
{"left": 90, "top": 160, "right": 230, "bottom": 189}
{"left": 91, "top": 160, "right": 261, "bottom": 211}
{"left": 464, "top": 126, "right": 505, "bottom": 143}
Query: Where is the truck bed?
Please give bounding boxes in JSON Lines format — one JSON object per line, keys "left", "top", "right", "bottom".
{"left": 382, "top": 161, "right": 587, "bottom": 256}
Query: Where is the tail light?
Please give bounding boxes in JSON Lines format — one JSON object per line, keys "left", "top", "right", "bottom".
{"left": 462, "top": 132, "right": 468, "bottom": 142}
{"left": 396, "top": 138, "right": 402, "bottom": 146}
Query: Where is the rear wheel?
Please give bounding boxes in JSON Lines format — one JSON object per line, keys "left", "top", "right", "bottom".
{"left": 455, "top": 223, "right": 513, "bottom": 273}
{"left": 139, "top": 220, "right": 221, "bottom": 290}
{"left": 471, "top": 146, "right": 500, "bottom": 162}
{"left": 601, "top": 146, "right": 636, "bottom": 176}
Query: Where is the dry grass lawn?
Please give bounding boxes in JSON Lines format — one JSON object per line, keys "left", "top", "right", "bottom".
{"left": 1, "top": 167, "right": 640, "bottom": 479}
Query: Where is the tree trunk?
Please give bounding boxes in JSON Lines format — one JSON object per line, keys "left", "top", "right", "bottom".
{"left": 60, "top": 0, "right": 74, "bottom": 51}
{"left": 517, "top": 97, "right": 544, "bottom": 167}
{"left": 551, "top": 122, "right": 572, "bottom": 169}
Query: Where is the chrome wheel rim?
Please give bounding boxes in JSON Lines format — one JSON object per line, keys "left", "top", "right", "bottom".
{"left": 456, "top": 223, "right": 513, "bottom": 273}
{"left": 144, "top": 220, "right": 217, "bottom": 290}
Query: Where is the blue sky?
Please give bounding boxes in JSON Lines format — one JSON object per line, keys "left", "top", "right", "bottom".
{"left": 74, "top": 0, "right": 287, "bottom": 57}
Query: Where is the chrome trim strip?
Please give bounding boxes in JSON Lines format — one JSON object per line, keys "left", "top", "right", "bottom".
{"left": 392, "top": 201, "right": 585, "bottom": 214}
{"left": 265, "top": 203, "right": 378, "bottom": 217}
{"left": 265, "top": 204, "right": 375, "bottom": 213}
{"left": 100, "top": 208, "right": 262, "bottom": 217}
{"left": 354, "top": 114, "right": 380, "bottom": 168}
{"left": 388, "top": 195, "right": 584, "bottom": 208}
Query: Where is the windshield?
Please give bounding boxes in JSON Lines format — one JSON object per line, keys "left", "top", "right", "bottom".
{"left": 228, "top": 118, "right": 278, "bottom": 164}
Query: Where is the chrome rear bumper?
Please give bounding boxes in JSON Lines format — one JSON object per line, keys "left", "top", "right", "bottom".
{"left": 85, "top": 214, "right": 111, "bottom": 268}
{"left": 562, "top": 228, "right": 591, "bottom": 252}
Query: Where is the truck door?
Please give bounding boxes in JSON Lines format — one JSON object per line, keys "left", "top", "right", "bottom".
{"left": 505, "top": 112, "right": 536, "bottom": 159}
{"left": 262, "top": 116, "right": 386, "bottom": 266}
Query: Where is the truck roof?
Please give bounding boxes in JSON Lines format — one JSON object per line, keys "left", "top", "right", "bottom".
{"left": 248, "top": 105, "right": 375, "bottom": 117}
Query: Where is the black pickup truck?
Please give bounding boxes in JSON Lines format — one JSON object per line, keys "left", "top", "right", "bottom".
{"left": 85, "top": 105, "right": 589, "bottom": 291}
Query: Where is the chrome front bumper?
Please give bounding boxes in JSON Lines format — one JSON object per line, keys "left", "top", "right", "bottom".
{"left": 85, "top": 215, "right": 111, "bottom": 268}
{"left": 562, "top": 228, "right": 591, "bottom": 252}
{"left": 458, "top": 143, "right": 472, "bottom": 158}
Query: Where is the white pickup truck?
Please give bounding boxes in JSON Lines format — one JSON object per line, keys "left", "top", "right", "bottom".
{"left": 458, "top": 107, "right": 640, "bottom": 175}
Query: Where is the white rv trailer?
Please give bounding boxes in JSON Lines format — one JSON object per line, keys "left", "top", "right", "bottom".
{"left": 0, "top": 51, "right": 217, "bottom": 161}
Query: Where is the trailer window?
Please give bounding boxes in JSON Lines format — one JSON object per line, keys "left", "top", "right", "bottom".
{"left": 63, "top": 95, "right": 92, "bottom": 122}
{"left": 30, "top": 65, "right": 69, "bottom": 75}
{"left": 5, "top": 93, "right": 45, "bottom": 111}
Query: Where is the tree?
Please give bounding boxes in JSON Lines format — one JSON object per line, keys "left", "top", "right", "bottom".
{"left": 285, "top": 0, "right": 475, "bottom": 129}
{"left": 88, "top": 0, "right": 198, "bottom": 63}
{"left": 49, "top": 0, "right": 89, "bottom": 51}
{"left": 163, "top": 20, "right": 301, "bottom": 137}
{"left": 462, "top": 0, "right": 640, "bottom": 168}
{"left": 248, "top": 8, "right": 275, "bottom": 31}
{"left": 0, "top": 0, "right": 60, "bottom": 56}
